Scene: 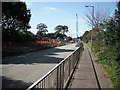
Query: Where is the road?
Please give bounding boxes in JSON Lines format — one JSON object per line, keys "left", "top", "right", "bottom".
{"left": 1, "top": 43, "right": 78, "bottom": 88}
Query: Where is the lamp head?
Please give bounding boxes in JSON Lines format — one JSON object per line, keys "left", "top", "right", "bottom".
{"left": 85, "top": 5, "right": 89, "bottom": 7}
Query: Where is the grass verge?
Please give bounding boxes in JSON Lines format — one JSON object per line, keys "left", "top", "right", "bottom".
{"left": 87, "top": 42, "right": 120, "bottom": 89}
{"left": 99, "top": 59, "right": 120, "bottom": 89}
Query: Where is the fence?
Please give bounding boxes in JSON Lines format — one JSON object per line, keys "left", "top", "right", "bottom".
{"left": 27, "top": 45, "right": 82, "bottom": 90}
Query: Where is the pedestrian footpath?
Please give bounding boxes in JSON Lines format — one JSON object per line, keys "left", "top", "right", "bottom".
{"left": 68, "top": 44, "right": 113, "bottom": 89}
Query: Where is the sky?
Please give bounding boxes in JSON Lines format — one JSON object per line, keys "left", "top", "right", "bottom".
{"left": 23, "top": 0, "right": 117, "bottom": 38}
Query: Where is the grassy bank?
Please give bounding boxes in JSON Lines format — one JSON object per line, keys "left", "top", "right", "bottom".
{"left": 99, "top": 59, "right": 120, "bottom": 88}
{"left": 87, "top": 42, "right": 120, "bottom": 89}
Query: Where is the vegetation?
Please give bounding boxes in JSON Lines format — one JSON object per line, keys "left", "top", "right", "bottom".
{"left": 82, "top": 1, "right": 120, "bottom": 88}
{"left": 2, "top": 2, "right": 32, "bottom": 42}
{"left": 35, "top": 24, "right": 69, "bottom": 43}
{"left": 2, "top": 2, "right": 71, "bottom": 43}
{"left": 54, "top": 25, "right": 69, "bottom": 42}
{"left": 2, "top": 2, "right": 72, "bottom": 57}
{"left": 85, "top": 5, "right": 110, "bottom": 29}
{"left": 36, "top": 23, "right": 48, "bottom": 40}
{"left": 54, "top": 25, "right": 68, "bottom": 34}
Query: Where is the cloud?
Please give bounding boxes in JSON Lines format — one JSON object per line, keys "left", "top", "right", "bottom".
{"left": 44, "top": 7, "right": 57, "bottom": 11}
{"left": 48, "top": 7, "right": 57, "bottom": 11}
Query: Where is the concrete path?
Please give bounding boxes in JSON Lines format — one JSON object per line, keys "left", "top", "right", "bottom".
{"left": 68, "top": 44, "right": 113, "bottom": 89}
{"left": 1, "top": 44, "right": 78, "bottom": 89}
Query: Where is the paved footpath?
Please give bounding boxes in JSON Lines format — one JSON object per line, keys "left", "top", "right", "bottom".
{"left": 69, "top": 44, "right": 113, "bottom": 89}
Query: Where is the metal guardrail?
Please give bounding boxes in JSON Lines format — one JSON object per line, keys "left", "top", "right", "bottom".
{"left": 27, "top": 45, "right": 82, "bottom": 90}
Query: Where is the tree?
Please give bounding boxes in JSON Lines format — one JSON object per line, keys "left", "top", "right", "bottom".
{"left": 99, "top": 3, "right": 120, "bottom": 87}
{"left": 83, "top": 2, "right": 120, "bottom": 88}
{"left": 54, "top": 25, "right": 68, "bottom": 34}
{"left": 36, "top": 23, "right": 48, "bottom": 34}
{"left": 114, "top": 1, "right": 120, "bottom": 48}
{"left": 46, "top": 33, "right": 56, "bottom": 39}
{"left": 68, "top": 36, "right": 72, "bottom": 41}
{"left": 2, "top": 2, "right": 31, "bottom": 31}
{"left": 2, "top": 2, "right": 31, "bottom": 41}
{"left": 36, "top": 23, "right": 48, "bottom": 40}
{"left": 54, "top": 25, "right": 68, "bottom": 42}
{"left": 105, "top": 17, "right": 116, "bottom": 45}
{"left": 85, "top": 6, "right": 111, "bottom": 52}
{"left": 14, "top": 31, "right": 35, "bottom": 43}
{"left": 105, "top": 1, "right": 120, "bottom": 61}
{"left": 85, "top": 7, "right": 110, "bottom": 30}
{"left": 63, "top": 25, "right": 69, "bottom": 34}
{"left": 55, "top": 25, "right": 68, "bottom": 42}
{"left": 81, "top": 31, "right": 90, "bottom": 43}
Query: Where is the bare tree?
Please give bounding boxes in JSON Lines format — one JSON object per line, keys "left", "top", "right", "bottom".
{"left": 85, "top": 6, "right": 111, "bottom": 50}
{"left": 85, "top": 7, "right": 111, "bottom": 30}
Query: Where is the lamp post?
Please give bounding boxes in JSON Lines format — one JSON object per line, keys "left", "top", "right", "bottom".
{"left": 76, "top": 14, "right": 78, "bottom": 42}
{"left": 85, "top": 5, "right": 94, "bottom": 48}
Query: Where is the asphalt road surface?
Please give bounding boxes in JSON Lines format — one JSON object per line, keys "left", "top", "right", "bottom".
{"left": 1, "top": 43, "right": 78, "bottom": 88}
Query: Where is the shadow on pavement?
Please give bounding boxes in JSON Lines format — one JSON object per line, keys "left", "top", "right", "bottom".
{"left": 2, "top": 47, "right": 74, "bottom": 64}
{"left": 2, "top": 76, "right": 32, "bottom": 89}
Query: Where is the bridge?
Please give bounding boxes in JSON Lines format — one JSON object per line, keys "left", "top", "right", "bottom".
{"left": 1, "top": 43, "right": 113, "bottom": 89}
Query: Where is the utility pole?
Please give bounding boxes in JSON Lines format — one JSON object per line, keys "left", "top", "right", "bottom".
{"left": 76, "top": 14, "right": 78, "bottom": 42}
{"left": 85, "top": 5, "right": 94, "bottom": 48}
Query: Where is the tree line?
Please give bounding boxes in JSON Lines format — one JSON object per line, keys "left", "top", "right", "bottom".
{"left": 36, "top": 23, "right": 70, "bottom": 42}
{"left": 82, "top": 1, "right": 120, "bottom": 88}
{"left": 2, "top": 2, "right": 71, "bottom": 44}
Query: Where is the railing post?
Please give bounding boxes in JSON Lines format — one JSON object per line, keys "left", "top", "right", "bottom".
{"left": 62, "top": 62, "right": 64, "bottom": 88}
{"left": 60, "top": 65, "right": 61, "bottom": 89}
{"left": 69, "top": 57, "right": 71, "bottom": 76}
{"left": 42, "top": 80, "right": 43, "bottom": 89}
{"left": 56, "top": 67, "right": 59, "bottom": 90}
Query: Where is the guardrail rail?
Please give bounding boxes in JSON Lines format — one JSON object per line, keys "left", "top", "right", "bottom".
{"left": 27, "top": 45, "right": 83, "bottom": 90}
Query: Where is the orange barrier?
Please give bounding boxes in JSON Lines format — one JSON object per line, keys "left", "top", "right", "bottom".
{"left": 35, "top": 41, "right": 61, "bottom": 45}
{"left": 51, "top": 42, "right": 61, "bottom": 45}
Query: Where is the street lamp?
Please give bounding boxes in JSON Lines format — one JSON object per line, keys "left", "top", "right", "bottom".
{"left": 76, "top": 14, "right": 78, "bottom": 41}
{"left": 85, "top": 5, "right": 94, "bottom": 48}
